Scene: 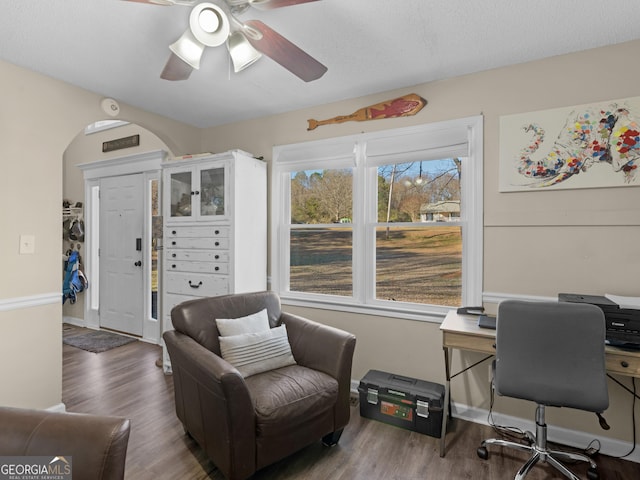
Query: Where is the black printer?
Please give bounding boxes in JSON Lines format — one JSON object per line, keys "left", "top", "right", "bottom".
{"left": 559, "top": 293, "right": 640, "bottom": 348}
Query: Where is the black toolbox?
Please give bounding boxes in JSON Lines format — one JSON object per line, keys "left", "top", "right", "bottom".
{"left": 358, "top": 370, "right": 445, "bottom": 438}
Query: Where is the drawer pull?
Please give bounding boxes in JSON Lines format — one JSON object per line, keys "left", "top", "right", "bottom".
{"left": 172, "top": 230, "right": 177, "bottom": 235}
{"left": 215, "top": 230, "right": 220, "bottom": 235}
{"left": 215, "top": 241, "right": 220, "bottom": 246}
{"left": 621, "top": 361, "right": 630, "bottom": 368}
{"left": 172, "top": 253, "right": 176, "bottom": 258}
{"left": 172, "top": 241, "right": 176, "bottom": 245}
{"left": 215, "top": 255, "right": 219, "bottom": 259}
{"left": 172, "top": 264, "right": 177, "bottom": 269}
{"left": 188, "top": 281, "right": 203, "bottom": 289}
{"left": 215, "top": 267, "right": 220, "bottom": 271}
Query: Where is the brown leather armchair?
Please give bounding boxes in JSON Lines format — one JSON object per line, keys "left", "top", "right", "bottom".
{"left": 0, "top": 406, "right": 130, "bottom": 480}
{"left": 164, "top": 291, "right": 356, "bottom": 480}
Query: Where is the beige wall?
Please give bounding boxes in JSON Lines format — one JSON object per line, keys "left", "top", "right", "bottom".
{"left": 2, "top": 36, "right": 639, "bottom": 448}
{"left": 198, "top": 40, "right": 640, "bottom": 445}
{"left": 0, "top": 58, "right": 200, "bottom": 409}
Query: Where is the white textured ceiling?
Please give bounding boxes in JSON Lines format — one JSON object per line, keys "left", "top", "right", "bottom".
{"left": 1, "top": 0, "right": 640, "bottom": 128}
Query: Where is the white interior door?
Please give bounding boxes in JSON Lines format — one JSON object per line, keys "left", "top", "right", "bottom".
{"left": 99, "top": 173, "right": 144, "bottom": 336}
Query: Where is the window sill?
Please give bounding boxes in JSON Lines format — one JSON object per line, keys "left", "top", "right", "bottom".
{"left": 278, "top": 293, "right": 448, "bottom": 324}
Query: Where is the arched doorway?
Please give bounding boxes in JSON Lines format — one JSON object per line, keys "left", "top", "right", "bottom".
{"left": 63, "top": 121, "right": 171, "bottom": 344}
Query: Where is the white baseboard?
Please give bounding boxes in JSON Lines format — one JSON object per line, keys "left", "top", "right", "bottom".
{"left": 62, "top": 316, "right": 88, "bottom": 327}
{"left": 46, "top": 403, "right": 66, "bottom": 413}
{"left": 351, "top": 379, "right": 359, "bottom": 394}
{"left": 451, "top": 401, "right": 640, "bottom": 464}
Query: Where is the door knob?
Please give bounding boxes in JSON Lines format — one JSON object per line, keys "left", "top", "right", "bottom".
{"left": 134, "top": 260, "right": 142, "bottom": 267}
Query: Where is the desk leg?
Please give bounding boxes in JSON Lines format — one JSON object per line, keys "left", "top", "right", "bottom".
{"left": 440, "top": 345, "right": 452, "bottom": 457}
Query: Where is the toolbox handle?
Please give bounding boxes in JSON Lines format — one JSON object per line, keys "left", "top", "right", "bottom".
{"left": 389, "top": 374, "right": 417, "bottom": 386}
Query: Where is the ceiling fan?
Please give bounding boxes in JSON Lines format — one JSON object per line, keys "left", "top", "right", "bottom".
{"left": 124, "top": 0, "right": 328, "bottom": 82}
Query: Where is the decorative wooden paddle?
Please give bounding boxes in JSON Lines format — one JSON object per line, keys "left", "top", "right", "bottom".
{"left": 307, "top": 93, "right": 427, "bottom": 131}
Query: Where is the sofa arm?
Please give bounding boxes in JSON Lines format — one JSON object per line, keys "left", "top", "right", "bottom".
{"left": 0, "top": 407, "right": 130, "bottom": 480}
{"left": 163, "top": 330, "right": 256, "bottom": 480}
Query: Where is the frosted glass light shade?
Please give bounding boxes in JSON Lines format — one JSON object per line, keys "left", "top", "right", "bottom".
{"left": 169, "top": 29, "right": 205, "bottom": 69}
{"left": 227, "top": 31, "right": 262, "bottom": 72}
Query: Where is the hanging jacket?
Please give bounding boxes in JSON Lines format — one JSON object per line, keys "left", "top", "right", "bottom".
{"left": 62, "top": 250, "right": 88, "bottom": 304}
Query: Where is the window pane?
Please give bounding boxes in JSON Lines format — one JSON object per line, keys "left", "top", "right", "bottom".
{"left": 377, "top": 159, "right": 461, "bottom": 223}
{"left": 290, "top": 169, "right": 353, "bottom": 224}
{"left": 290, "top": 228, "right": 352, "bottom": 296}
{"left": 376, "top": 226, "right": 462, "bottom": 306}
{"left": 150, "top": 179, "right": 159, "bottom": 320}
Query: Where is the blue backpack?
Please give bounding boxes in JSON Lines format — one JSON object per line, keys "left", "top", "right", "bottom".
{"left": 63, "top": 250, "right": 88, "bottom": 304}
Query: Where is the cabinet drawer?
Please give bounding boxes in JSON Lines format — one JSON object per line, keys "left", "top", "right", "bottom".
{"left": 166, "top": 250, "right": 229, "bottom": 262}
{"left": 165, "top": 226, "right": 229, "bottom": 238}
{"left": 167, "top": 237, "right": 229, "bottom": 249}
{"left": 167, "top": 261, "right": 229, "bottom": 274}
{"left": 164, "top": 293, "right": 200, "bottom": 315}
{"left": 165, "top": 272, "right": 229, "bottom": 296}
{"left": 606, "top": 350, "right": 640, "bottom": 377}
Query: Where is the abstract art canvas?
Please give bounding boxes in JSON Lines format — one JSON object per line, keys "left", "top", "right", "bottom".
{"left": 499, "top": 96, "right": 640, "bottom": 192}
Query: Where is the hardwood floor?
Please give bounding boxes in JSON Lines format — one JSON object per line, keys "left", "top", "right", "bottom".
{"left": 63, "top": 338, "right": 640, "bottom": 479}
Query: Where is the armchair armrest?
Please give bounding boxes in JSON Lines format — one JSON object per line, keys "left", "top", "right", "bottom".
{"left": 282, "top": 312, "right": 356, "bottom": 379}
{"left": 163, "top": 330, "right": 256, "bottom": 480}
{"left": 281, "top": 312, "right": 356, "bottom": 429}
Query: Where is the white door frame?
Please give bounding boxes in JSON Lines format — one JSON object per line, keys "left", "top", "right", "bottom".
{"left": 78, "top": 150, "right": 166, "bottom": 344}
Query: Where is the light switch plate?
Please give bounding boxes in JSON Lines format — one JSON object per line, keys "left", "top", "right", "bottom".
{"left": 19, "top": 234, "right": 35, "bottom": 254}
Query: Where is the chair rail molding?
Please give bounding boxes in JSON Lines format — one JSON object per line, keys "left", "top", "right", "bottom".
{"left": 483, "top": 291, "right": 556, "bottom": 305}
{"left": 0, "top": 292, "right": 60, "bottom": 311}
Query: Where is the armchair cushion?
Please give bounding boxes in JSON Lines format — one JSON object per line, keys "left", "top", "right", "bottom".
{"left": 219, "top": 324, "right": 296, "bottom": 378}
{"left": 245, "top": 365, "right": 338, "bottom": 437}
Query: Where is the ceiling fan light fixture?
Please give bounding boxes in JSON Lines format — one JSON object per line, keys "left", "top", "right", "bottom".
{"left": 169, "top": 28, "right": 205, "bottom": 69}
{"left": 190, "top": 3, "right": 230, "bottom": 47}
{"left": 227, "top": 31, "right": 262, "bottom": 72}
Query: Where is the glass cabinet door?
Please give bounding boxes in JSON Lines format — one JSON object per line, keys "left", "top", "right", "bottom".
{"left": 169, "top": 171, "right": 192, "bottom": 218}
{"left": 199, "top": 166, "right": 225, "bottom": 218}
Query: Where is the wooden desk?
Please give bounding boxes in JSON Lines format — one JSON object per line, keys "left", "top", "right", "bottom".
{"left": 438, "top": 309, "right": 640, "bottom": 457}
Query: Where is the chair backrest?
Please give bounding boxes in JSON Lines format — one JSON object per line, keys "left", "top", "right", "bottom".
{"left": 495, "top": 299, "right": 608, "bottom": 412}
{"left": 0, "top": 407, "right": 130, "bottom": 480}
{"left": 171, "top": 290, "right": 282, "bottom": 355}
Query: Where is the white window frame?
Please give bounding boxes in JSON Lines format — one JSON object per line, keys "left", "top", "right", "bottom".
{"left": 271, "top": 116, "right": 483, "bottom": 322}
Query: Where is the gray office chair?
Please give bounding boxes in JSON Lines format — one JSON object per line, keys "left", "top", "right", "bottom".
{"left": 477, "top": 300, "right": 609, "bottom": 480}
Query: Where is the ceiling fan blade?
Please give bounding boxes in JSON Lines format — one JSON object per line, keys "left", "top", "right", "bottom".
{"left": 244, "top": 20, "right": 327, "bottom": 82}
{"left": 122, "top": 0, "right": 174, "bottom": 5}
{"left": 121, "top": 0, "right": 197, "bottom": 6}
{"left": 248, "top": 0, "right": 321, "bottom": 10}
{"left": 160, "top": 53, "right": 194, "bottom": 80}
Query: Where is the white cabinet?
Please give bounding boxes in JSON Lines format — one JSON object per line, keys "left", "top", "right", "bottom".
{"left": 161, "top": 150, "right": 267, "bottom": 371}
{"left": 166, "top": 163, "right": 227, "bottom": 221}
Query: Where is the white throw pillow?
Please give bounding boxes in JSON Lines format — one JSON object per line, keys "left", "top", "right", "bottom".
{"left": 216, "top": 308, "right": 270, "bottom": 336}
{"left": 219, "top": 325, "right": 296, "bottom": 378}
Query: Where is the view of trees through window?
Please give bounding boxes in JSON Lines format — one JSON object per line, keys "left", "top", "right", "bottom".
{"left": 289, "top": 158, "right": 463, "bottom": 307}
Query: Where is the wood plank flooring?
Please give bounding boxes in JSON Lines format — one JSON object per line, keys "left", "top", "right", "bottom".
{"left": 63, "top": 338, "right": 640, "bottom": 479}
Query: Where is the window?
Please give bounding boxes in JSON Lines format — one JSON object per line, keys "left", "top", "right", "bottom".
{"left": 272, "top": 116, "right": 483, "bottom": 319}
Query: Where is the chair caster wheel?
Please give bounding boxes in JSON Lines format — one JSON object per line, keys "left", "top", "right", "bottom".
{"left": 587, "top": 467, "right": 599, "bottom": 480}
{"left": 477, "top": 446, "right": 488, "bottom": 460}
